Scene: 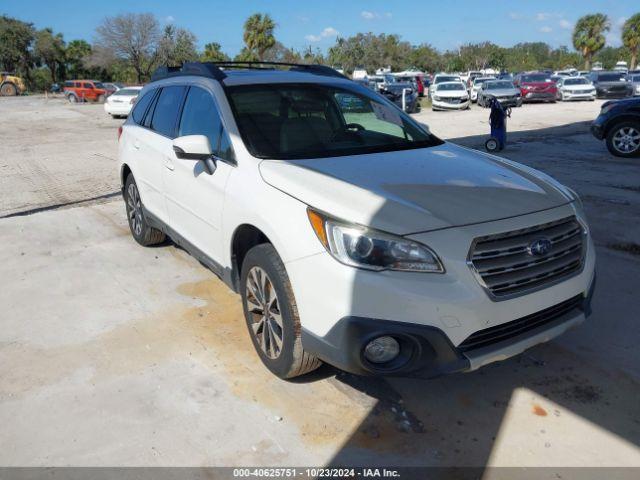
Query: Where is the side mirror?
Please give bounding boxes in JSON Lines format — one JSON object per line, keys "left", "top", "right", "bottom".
{"left": 173, "top": 135, "right": 217, "bottom": 175}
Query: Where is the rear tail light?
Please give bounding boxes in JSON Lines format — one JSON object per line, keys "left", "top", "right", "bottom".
{"left": 117, "top": 126, "right": 123, "bottom": 141}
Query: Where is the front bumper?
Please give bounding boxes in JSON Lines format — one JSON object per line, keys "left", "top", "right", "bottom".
{"left": 596, "top": 89, "right": 633, "bottom": 99}
{"left": 562, "top": 91, "right": 596, "bottom": 101}
{"left": 302, "top": 278, "right": 594, "bottom": 377}
{"left": 591, "top": 114, "right": 607, "bottom": 140}
{"left": 522, "top": 91, "right": 555, "bottom": 102}
{"left": 287, "top": 205, "right": 596, "bottom": 377}
{"left": 432, "top": 99, "right": 470, "bottom": 110}
{"left": 496, "top": 97, "right": 522, "bottom": 108}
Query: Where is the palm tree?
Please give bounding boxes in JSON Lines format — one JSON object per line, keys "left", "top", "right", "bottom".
{"left": 243, "top": 13, "right": 276, "bottom": 61}
{"left": 572, "top": 14, "right": 610, "bottom": 70}
{"left": 622, "top": 14, "right": 640, "bottom": 70}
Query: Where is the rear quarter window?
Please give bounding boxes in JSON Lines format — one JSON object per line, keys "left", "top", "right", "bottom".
{"left": 131, "top": 90, "right": 156, "bottom": 125}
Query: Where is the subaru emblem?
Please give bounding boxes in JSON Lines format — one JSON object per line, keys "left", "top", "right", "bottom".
{"left": 528, "top": 238, "right": 552, "bottom": 257}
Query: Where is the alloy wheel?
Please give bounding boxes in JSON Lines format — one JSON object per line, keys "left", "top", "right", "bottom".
{"left": 245, "top": 266, "right": 284, "bottom": 359}
{"left": 612, "top": 126, "right": 640, "bottom": 154}
{"left": 126, "top": 183, "right": 143, "bottom": 236}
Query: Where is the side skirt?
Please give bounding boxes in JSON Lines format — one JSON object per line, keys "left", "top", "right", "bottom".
{"left": 143, "top": 207, "right": 237, "bottom": 292}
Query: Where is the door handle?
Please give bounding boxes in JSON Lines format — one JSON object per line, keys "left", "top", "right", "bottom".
{"left": 165, "top": 158, "right": 174, "bottom": 171}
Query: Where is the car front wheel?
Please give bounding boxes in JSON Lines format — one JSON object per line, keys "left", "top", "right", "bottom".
{"left": 240, "top": 244, "right": 321, "bottom": 379}
{"left": 606, "top": 122, "right": 640, "bottom": 157}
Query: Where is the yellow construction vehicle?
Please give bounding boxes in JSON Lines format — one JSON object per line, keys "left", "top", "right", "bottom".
{"left": 0, "top": 72, "right": 26, "bottom": 96}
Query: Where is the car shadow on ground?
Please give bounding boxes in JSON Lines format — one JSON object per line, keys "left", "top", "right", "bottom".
{"left": 316, "top": 120, "right": 640, "bottom": 470}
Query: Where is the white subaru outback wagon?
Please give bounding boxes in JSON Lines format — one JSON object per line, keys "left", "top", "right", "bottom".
{"left": 118, "top": 62, "right": 596, "bottom": 379}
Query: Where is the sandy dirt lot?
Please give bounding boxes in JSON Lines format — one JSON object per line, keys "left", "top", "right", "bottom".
{"left": 1, "top": 95, "right": 639, "bottom": 469}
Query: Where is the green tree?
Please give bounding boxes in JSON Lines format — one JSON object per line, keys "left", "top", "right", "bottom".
{"left": 158, "top": 24, "right": 198, "bottom": 65}
{"left": 242, "top": 13, "right": 276, "bottom": 61}
{"left": 327, "top": 33, "right": 413, "bottom": 74}
{"left": 201, "top": 42, "right": 229, "bottom": 62}
{"left": 572, "top": 14, "right": 610, "bottom": 70}
{"left": 622, "top": 13, "right": 640, "bottom": 70}
{"left": 0, "top": 15, "right": 35, "bottom": 78}
{"left": 34, "top": 28, "right": 66, "bottom": 83}
{"left": 65, "top": 40, "right": 92, "bottom": 78}
{"left": 95, "top": 13, "right": 161, "bottom": 83}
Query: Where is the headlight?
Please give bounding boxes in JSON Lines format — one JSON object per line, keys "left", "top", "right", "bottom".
{"left": 433, "top": 95, "right": 441, "bottom": 101}
{"left": 461, "top": 95, "right": 469, "bottom": 100}
{"left": 600, "top": 103, "right": 617, "bottom": 114}
{"left": 307, "top": 209, "right": 444, "bottom": 273}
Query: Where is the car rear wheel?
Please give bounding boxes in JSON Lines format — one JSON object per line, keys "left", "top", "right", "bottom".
{"left": 68, "top": 94, "right": 78, "bottom": 103}
{"left": 240, "top": 244, "right": 321, "bottom": 379}
{"left": 0, "top": 82, "right": 17, "bottom": 96}
{"left": 123, "top": 175, "right": 166, "bottom": 246}
{"left": 606, "top": 122, "right": 640, "bottom": 158}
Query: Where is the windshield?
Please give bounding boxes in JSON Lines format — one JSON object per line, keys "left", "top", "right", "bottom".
{"left": 226, "top": 83, "right": 441, "bottom": 160}
{"left": 435, "top": 76, "right": 459, "bottom": 83}
{"left": 437, "top": 83, "right": 464, "bottom": 91}
{"left": 473, "top": 77, "right": 494, "bottom": 85}
{"left": 486, "top": 81, "right": 514, "bottom": 90}
{"left": 598, "top": 73, "right": 626, "bottom": 82}
{"left": 564, "top": 78, "right": 590, "bottom": 85}
{"left": 521, "top": 74, "right": 549, "bottom": 83}
{"left": 631, "top": 75, "right": 640, "bottom": 82}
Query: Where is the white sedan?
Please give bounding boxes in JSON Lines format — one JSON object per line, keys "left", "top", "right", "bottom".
{"left": 104, "top": 86, "right": 143, "bottom": 118}
{"left": 556, "top": 77, "right": 596, "bottom": 101}
{"left": 431, "top": 82, "right": 470, "bottom": 111}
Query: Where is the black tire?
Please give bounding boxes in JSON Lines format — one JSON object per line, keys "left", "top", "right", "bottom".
{"left": 605, "top": 121, "right": 640, "bottom": 158}
{"left": 67, "top": 94, "right": 78, "bottom": 103}
{"left": 123, "top": 174, "right": 166, "bottom": 246}
{"left": 0, "top": 82, "right": 18, "bottom": 96}
{"left": 240, "top": 244, "right": 321, "bottom": 379}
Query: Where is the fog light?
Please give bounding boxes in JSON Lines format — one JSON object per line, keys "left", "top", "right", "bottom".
{"left": 364, "top": 336, "right": 400, "bottom": 364}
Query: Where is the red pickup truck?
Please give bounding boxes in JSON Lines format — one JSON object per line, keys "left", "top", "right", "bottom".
{"left": 63, "top": 80, "right": 108, "bottom": 103}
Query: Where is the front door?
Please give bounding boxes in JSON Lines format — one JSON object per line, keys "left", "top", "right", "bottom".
{"left": 163, "top": 86, "right": 235, "bottom": 264}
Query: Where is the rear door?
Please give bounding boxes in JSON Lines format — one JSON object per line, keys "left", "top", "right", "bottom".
{"left": 163, "top": 86, "right": 235, "bottom": 264}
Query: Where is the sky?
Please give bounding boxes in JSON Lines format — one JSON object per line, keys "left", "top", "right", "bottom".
{"left": 1, "top": 0, "right": 637, "bottom": 55}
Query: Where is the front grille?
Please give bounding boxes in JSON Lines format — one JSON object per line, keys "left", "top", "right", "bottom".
{"left": 458, "top": 294, "right": 583, "bottom": 352}
{"left": 469, "top": 216, "right": 585, "bottom": 299}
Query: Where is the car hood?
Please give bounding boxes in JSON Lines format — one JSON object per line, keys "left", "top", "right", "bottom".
{"left": 434, "top": 89, "right": 468, "bottom": 97}
{"left": 259, "top": 143, "right": 573, "bottom": 235}
{"left": 562, "top": 84, "right": 594, "bottom": 90}
{"left": 521, "top": 81, "right": 554, "bottom": 88}
{"left": 485, "top": 88, "right": 519, "bottom": 96}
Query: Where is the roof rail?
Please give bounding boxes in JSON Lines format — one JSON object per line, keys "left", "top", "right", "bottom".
{"left": 150, "top": 61, "right": 347, "bottom": 82}
{"left": 150, "top": 62, "right": 227, "bottom": 82}
{"left": 208, "top": 61, "right": 347, "bottom": 79}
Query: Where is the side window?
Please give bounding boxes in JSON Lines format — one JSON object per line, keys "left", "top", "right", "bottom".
{"left": 83, "top": 82, "right": 93, "bottom": 89}
{"left": 178, "top": 87, "right": 235, "bottom": 162}
{"left": 131, "top": 90, "right": 156, "bottom": 125}
{"left": 150, "top": 86, "right": 186, "bottom": 138}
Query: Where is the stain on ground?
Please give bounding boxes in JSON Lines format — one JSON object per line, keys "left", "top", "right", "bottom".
{"left": 532, "top": 404, "right": 548, "bottom": 416}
